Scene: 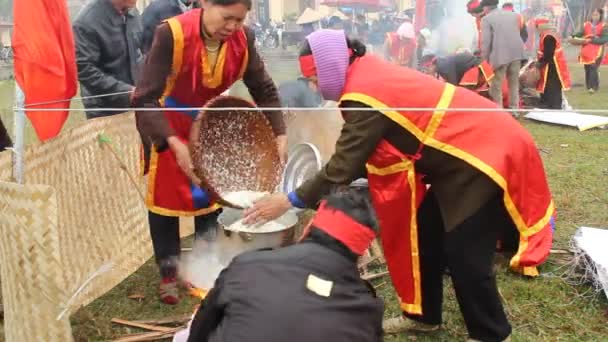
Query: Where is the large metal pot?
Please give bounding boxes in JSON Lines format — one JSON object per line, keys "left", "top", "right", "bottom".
{"left": 215, "top": 207, "right": 298, "bottom": 265}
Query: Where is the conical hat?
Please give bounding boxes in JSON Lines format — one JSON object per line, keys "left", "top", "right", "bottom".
{"left": 297, "top": 8, "right": 324, "bottom": 25}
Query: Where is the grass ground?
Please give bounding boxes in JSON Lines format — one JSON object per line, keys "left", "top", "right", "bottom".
{"left": 0, "top": 61, "right": 607, "bottom": 341}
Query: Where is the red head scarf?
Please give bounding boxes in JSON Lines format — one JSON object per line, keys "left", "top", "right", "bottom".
{"left": 306, "top": 200, "right": 376, "bottom": 256}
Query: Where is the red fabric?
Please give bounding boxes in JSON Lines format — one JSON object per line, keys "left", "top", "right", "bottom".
{"left": 415, "top": 0, "right": 426, "bottom": 32}
{"left": 602, "top": 52, "right": 608, "bottom": 65}
{"left": 537, "top": 31, "right": 571, "bottom": 92}
{"left": 311, "top": 201, "right": 376, "bottom": 256}
{"left": 386, "top": 33, "right": 415, "bottom": 66}
{"left": 299, "top": 55, "right": 316, "bottom": 78}
{"left": 366, "top": 140, "right": 427, "bottom": 314}
{"left": 579, "top": 22, "right": 605, "bottom": 64}
{"left": 341, "top": 55, "right": 554, "bottom": 308}
{"left": 12, "top": 0, "right": 77, "bottom": 142}
{"left": 146, "top": 9, "right": 248, "bottom": 215}
{"left": 467, "top": 0, "right": 481, "bottom": 12}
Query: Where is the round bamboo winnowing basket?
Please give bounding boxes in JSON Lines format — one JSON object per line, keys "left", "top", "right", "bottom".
{"left": 189, "top": 96, "right": 283, "bottom": 199}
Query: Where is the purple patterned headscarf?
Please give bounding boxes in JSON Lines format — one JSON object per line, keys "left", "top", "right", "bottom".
{"left": 305, "top": 30, "right": 350, "bottom": 101}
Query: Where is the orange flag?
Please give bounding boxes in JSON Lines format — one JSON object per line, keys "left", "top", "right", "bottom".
{"left": 12, "top": 0, "right": 77, "bottom": 142}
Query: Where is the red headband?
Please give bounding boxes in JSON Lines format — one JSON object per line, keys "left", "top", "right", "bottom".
{"left": 535, "top": 18, "right": 550, "bottom": 26}
{"left": 310, "top": 200, "right": 376, "bottom": 256}
{"left": 299, "top": 49, "right": 354, "bottom": 78}
{"left": 467, "top": 0, "right": 480, "bottom": 12}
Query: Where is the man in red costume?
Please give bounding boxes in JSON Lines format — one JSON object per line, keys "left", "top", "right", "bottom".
{"left": 132, "top": 0, "right": 286, "bottom": 304}
{"left": 246, "top": 30, "right": 553, "bottom": 342}
{"left": 535, "top": 17, "right": 571, "bottom": 109}
{"left": 420, "top": 53, "right": 517, "bottom": 109}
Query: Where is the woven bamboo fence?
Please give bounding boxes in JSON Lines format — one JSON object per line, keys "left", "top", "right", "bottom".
{"left": 0, "top": 108, "right": 345, "bottom": 341}
{"left": 0, "top": 112, "right": 195, "bottom": 341}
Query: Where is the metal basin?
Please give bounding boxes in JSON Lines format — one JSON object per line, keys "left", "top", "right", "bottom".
{"left": 215, "top": 208, "right": 297, "bottom": 265}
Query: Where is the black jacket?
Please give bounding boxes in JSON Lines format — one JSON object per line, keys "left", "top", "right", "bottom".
{"left": 73, "top": 0, "right": 143, "bottom": 118}
{"left": 141, "top": 0, "right": 188, "bottom": 54}
{"left": 436, "top": 52, "right": 482, "bottom": 85}
{"left": 188, "top": 242, "right": 384, "bottom": 342}
{"left": 0, "top": 117, "right": 11, "bottom": 152}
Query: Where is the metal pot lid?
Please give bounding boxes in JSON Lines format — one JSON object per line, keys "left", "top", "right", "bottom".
{"left": 279, "top": 143, "right": 323, "bottom": 194}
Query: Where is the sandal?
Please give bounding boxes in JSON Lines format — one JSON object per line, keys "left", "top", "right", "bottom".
{"left": 159, "top": 277, "right": 179, "bottom": 305}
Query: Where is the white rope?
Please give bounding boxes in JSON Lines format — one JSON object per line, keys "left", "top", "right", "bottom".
{"left": 22, "top": 90, "right": 133, "bottom": 108}
{"left": 13, "top": 106, "right": 608, "bottom": 114}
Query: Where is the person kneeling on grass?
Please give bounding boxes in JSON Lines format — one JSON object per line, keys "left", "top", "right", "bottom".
{"left": 186, "top": 188, "right": 384, "bottom": 342}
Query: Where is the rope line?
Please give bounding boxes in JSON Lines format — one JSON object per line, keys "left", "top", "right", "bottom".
{"left": 13, "top": 106, "right": 608, "bottom": 114}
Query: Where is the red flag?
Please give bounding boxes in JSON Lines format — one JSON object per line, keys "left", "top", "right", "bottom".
{"left": 414, "top": 0, "right": 426, "bottom": 33}
{"left": 12, "top": 0, "right": 77, "bottom": 142}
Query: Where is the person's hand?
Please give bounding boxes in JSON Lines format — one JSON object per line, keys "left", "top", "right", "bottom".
{"left": 167, "top": 136, "right": 201, "bottom": 185}
{"left": 584, "top": 38, "right": 592, "bottom": 44}
{"left": 129, "top": 87, "right": 136, "bottom": 103}
{"left": 276, "top": 134, "right": 288, "bottom": 164}
{"left": 243, "top": 193, "right": 292, "bottom": 224}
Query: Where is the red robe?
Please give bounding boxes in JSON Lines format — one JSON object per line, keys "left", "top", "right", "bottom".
{"left": 340, "top": 55, "right": 554, "bottom": 315}
{"left": 537, "top": 31, "right": 571, "bottom": 92}
{"left": 386, "top": 32, "right": 415, "bottom": 66}
{"left": 144, "top": 9, "right": 248, "bottom": 216}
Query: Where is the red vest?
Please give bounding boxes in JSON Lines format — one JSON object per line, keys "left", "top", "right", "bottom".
{"left": 459, "top": 60, "right": 494, "bottom": 89}
{"left": 386, "top": 32, "right": 415, "bottom": 66}
{"left": 340, "top": 55, "right": 554, "bottom": 315}
{"left": 537, "top": 31, "right": 571, "bottom": 92}
{"left": 579, "top": 21, "right": 605, "bottom": 64}
{"left": 144, "top": 9, "right": 249, "bottom": 216}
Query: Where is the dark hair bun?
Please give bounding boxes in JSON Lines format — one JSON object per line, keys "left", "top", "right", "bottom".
{"left": 347, "top": 38, "right": 367, "bottom": 57}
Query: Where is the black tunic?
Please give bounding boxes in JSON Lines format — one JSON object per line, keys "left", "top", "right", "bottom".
{"left": 187, "top": 242, "right": 384, "bottom": 342}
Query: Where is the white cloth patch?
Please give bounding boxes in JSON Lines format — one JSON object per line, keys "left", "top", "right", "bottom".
{"left": 306, "top": 274, "right": 333, "bottom": 297}
{"left": 525, "top": 110, "right": 608, "bottom": 131}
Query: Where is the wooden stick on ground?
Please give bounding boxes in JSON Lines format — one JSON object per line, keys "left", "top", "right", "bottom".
{"left": 111, "top": 327, "right": 183, "bottom": 342}
{"left": 111, "top": 318, "right": 176, "bottom": 333}
{"left": 133, "top": 314, "right": 192, "bottom": 325}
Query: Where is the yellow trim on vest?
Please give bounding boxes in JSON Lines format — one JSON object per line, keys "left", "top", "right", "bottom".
{"left": 424, "top": 84, "right": 456, "bottom": 140}
{"left": 366, "top": 160, "right": 413, "bottom": 175}
{"left": 201, "top": 42, "right": 228, "bottom": 89}
{"left": 145, "top": 148, "right": 221, "bottom": 217}
{"left": 162, "top": 18, "right": 185, "bottom": 105}
{"left": 406, "top": 166, "right": 422, "bottom": 314}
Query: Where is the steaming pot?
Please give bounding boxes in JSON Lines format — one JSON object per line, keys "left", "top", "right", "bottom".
{"left": 215, "top": 208, "right": 298, "bottom": 264}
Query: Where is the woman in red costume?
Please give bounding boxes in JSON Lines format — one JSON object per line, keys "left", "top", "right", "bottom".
{"left": 132, "top": 0, "right": 286, "bottom": 305}
{"left": 245, "top": 30, "right": 553, "bottom": 342}
{"left": 572, "top": 8, "right": 608, "bottom": 93}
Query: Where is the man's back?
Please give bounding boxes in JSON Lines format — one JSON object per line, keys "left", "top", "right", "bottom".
{"left": 481, "top": 9, "right": 525, "bottom": 67}
{"left": 188, "top": 242, "right": 384, "bottom": 342}
{"left": 73, "top": 0, "right": 143, "bottom": 118}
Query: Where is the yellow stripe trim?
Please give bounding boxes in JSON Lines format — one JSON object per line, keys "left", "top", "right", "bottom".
{"left": 340, "top": 90, "right": 554, "bottom": 242}
{"left": 424, "top": 84, "right": 456, "bottom": 140}
{"left": 406, "top": 168, "right": 422, "bottom": 314}
{"left": 162, "top": 18, "right": 185, "bottom": 104}
{"left": 366, "top": 160, "right": 413, "bottom": 175}
{"left": 145, "top": 148, "right": 221, "bottom": 217}
{"left": 201, "top": 41, "right": 228, "bottom": 89}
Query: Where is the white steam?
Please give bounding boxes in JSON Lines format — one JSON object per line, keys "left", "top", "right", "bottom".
{"left": 427, "top": 0, "right": 478, "bottom": 56}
